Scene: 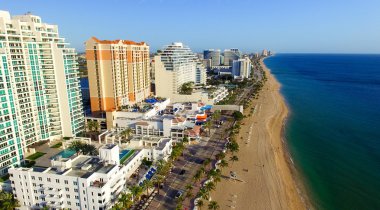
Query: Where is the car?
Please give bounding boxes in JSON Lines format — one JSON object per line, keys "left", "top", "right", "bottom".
{"left": 179, "top": 169, "right": 186, "bottom": 175}
{"left": 174, "top": 190, "right": 183, "bottom": 199}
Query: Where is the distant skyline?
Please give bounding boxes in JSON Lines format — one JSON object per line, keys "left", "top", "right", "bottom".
{"left": 2, "top": 0, "right": 380, "bottom": 53}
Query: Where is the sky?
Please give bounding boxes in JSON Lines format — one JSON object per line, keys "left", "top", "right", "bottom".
{"left": 2, "top": 0, "right": 380, "bottom": 53}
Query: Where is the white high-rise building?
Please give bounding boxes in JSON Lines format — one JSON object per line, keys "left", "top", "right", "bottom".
{"left": 0, "top": 11, "right": 84, "bottom": 175}
{"left": 232, "top": 57, "right": 252, "bottom": 78}
{"left": 154, "top": 42, "right": 206, "bottom": 98}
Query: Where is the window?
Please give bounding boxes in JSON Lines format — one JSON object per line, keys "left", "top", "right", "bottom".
{"left": 47, "top": 178, "right": 51, "bottom": 182}
{"left": 73, "top": 181, "right": 78, "bottom": 185}
{"left": 64, "top": 180, "right": 68, "bottom": 184}
{"left": 65, "top": 187, "right": 69, "bottom": 191}
{"left": 55, "top": 179, "right": 59, "bottom": 183}
{"left": 75, "top": 195, "right": 79, "bottom": 199}
{"left": 31, "top": 176, "right": 35, "bottom": 180}
{"left": 74, "top": 189, "right": 78, "bottom": 192}
{"left": 38, "top": 177, "right": 42, "bottom": 181}
{"left": 66, "top": 195, "right": 70, "bottom": 198}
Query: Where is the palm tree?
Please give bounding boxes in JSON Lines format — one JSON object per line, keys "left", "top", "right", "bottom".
{"left": 215, "top": 152, "right": 225, "bottom": 161}
{"left": 212, "top": 110, "right": 221, "bottom": 122}
{"left": 204, "top": 121, "right": 212, "bottom": 136}
{"left": 203, "top": 158, "right": 211, "bottom": 168}
{"left": 68, "top": 140, "right": 84, "bottom": 155}
{"left": 204, "top": 181, "right": 216, "bottom": 192}
{"left": 142, "top": 179, "right": 153, "bottom": 196}
{"left": 229, "top": 155, "right": 239, "bottom": 166}
{"left": 197, "top": 187, "right": 209, "bottom": 200}
{"left": 120, "top": 127, "right": 133, "bottom": 143}
{"left": 193, "top": 171, "right": 202, "bottom": 182}
{"left": 81, "top": 144, "right": 98, "bottom": 155}
{"left": 185, "top": 183, "right": 193, "bottom": 192}
{"left": 182, "top": 136, "right": 189, "bottom": 144}
{"left": 111, "top": 202, "right": 123, "bottom": 210}
{"left": 153, "top": 174, "right": 164, "bottom": 195}
{"left": 196, "top": 199, "right": 204, "bottom": 210}
{"left": 0, "top": 190, "right": 20, "bottom": 210}
{"left": 208, "top": 201, "right": 220, "bottom": 210}
{"left": 118, "top": 192, "right": 132, "bottom": 209}
{"left": 218, "top": 159, "right": 228, "bottom": 168}
{"left": 129, "top": 186, "right": 143, "bottom": 202}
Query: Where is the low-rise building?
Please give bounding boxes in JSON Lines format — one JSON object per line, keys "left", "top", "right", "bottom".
{"left": 8, "top": 142, "right": 171, "bottom": 210}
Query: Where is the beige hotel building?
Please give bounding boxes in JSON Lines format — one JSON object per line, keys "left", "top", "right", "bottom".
{"left": 85, "top": 37, "right": 150, "bottom": 115}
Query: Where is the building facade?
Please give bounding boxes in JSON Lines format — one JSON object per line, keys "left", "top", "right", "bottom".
{"left": 9, "top": 143, "right": 171, "bottom": 210}
{"left": 223, "top": 48, "right": 241, "bottom": 66}
{"left": 232, "top": 57, "right": 252, "bottom": 78}
{"left": 0, "top": 11, "right": 84, "bottom": 175}
{"left": 154, "top": 42, "right": 206, "bottom": 99}
{"left": 203, "top": 49, "right": 221, "bottom": 66}
{"left": 85, "top": 37, "right": 150, "bottom": 115}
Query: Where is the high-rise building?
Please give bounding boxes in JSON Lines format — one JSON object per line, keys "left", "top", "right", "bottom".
{"left": 223, "top": 48, "right": 242, "bottom": 66}
{"left": 0, "top": 11, "right": 84, "bottom": 174}
{"left": 155, "top": 42, "right": 206, "bottom": 98}
{"left": 262, "top": 49, "right": 268, "bottom": 57}
{"left": 85, "top": 37, "right": 150, "bottom": 115}
{"left": 204, "top": 49, "right": 221, "bottom": 66}
{"left": 232, "top": 57, "right": 252, "bottom": 78}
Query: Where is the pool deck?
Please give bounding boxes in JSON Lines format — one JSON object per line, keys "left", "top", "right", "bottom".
{"left": 32, "top": 142, "right": 78, "bottom": 168}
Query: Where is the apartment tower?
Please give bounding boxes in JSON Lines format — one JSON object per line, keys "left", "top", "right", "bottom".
{"left": 85, "top": 37, "right": 150, "bottom": 115}
{"left": 0, "top": 11, "right": 84, "bottom": 174}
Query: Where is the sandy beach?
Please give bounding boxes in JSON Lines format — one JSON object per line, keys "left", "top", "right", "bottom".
{"left": 210, "top": 59, "right": 309, "bottom": 210}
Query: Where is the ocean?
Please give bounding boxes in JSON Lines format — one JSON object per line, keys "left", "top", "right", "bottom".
{"left": 264, "top": 54, "right": 380, "bottom": 210}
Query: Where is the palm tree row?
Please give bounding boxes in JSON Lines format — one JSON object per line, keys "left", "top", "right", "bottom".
{"left": 68, "top": 140, "right": 98, "bottom": 156}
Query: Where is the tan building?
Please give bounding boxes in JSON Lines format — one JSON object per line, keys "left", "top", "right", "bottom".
{"left": 85, "top": 37, "right": 150, "bottom": 115}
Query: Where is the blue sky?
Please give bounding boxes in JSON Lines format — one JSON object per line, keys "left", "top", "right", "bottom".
{"left": 2, "top": 0, "right": 380, "bottom": 53}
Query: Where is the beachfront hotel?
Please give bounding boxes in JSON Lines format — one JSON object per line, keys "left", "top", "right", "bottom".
{"left": 232, "top": 57, "right": 252, "bottom": 79}
{"left": 8, "top": 141, "right": 172, "bottom": 209}
{"left": 0, "top": 11, "right": 84, "bottom": 175}
{"left": 85, "top": 37, "right": 151, "bottom": 115}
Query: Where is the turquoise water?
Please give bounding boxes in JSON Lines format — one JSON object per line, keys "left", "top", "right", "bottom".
{"left": 265, "top": 54, "right": 380, "bottom": 210}
{"left": 52, "top": 149, "right": 76, "bottom": 159}
{"left": 119, "top": 150, "right": 131, "bottom": 160}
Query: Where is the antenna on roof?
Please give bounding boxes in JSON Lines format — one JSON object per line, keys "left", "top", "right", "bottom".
{"left": 26, "top": 11, "right": 32, "bottom": 15}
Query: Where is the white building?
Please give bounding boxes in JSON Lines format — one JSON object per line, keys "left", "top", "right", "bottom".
{"left": 223, "top": 48, "right": 241, "bottom": 66}
{"left": 8, "top": 143, "right": 171, "bottom": 210}
{"left": 154, "top": 42, "right": 206, "bottom": 99}
{"left": 0, "top": 11, "right": 84, "bottom": 175}
{"left": 232, "top": 57, "right": 252, "bottom": 79}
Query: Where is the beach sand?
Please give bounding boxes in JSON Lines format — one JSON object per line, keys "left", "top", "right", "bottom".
{"left": 210, "top": 59, "right": 309, "bottom": 210}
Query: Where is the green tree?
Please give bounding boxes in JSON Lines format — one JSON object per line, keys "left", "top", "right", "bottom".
{"left": 153, "top": 174, "right": 164, "bottom": 195}
{"left": 219, "top": 159, "right": 229, "bottom": 168}
{"left": 204, "top": 181, "right": 216, "bottom": 192}
{"left": 196, "top": 199, "right": 204, "bottom": 210}
{"left": 142, "top": 179, "right": 153, "bottom": 196}
{"left": 120, "top": 127, "right": 133, "bottom": 142}
{"left": 204, "top": 121, "right": 212, "bottom": 136}
{"left": 215, "top": 152, "right": 225, "bottom": 161}
{"left": 232, "top": 111, "right": 244, "bottom": 121}
{"left": 68, "top": 140, "right": 84, "bottom": 155}
{"left": 118, "top": 192, "right": 132, "bottom": 209}
{"left": 229, "top": 155, "right": 239, "bottom": 166}
{"left": 0, "top": 190, "right": 20, "bottom": 210}
{"left": 130, "top": 186, "right": 143, "bottom": 202}
{"left": 208, "top": 201, "right": 220, "bottom": 210}
{"left": 81, "top": 144, "right": 98, "bottom": 156}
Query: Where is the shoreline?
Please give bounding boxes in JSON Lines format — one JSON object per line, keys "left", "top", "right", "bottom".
{"left": 263, "top": 57, "right": 314, "bottom": 210}
{"left": 210, "top": 57, "right": 310, "bottom": 209}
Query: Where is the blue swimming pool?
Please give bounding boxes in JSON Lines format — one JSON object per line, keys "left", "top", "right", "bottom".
{"left": 51, "top": 149, "right": 76, "bottom": 159}
{"left": 119, "top": 150, "right": 130, "bottom": 160}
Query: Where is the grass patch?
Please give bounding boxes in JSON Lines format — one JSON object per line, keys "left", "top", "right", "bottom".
{"left": 26, "top": 152, "right": 46, "bottom": 160}
{"left": 50, "top": 142, "right": 62, "bottom": 148}
{"left": 120, "top": 150, "right": 135, "bottom": 164}
{"left": 0, "top": 174, "right": 9, "bottom": 182}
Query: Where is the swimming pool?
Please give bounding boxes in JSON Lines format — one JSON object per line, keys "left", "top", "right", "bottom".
{"left": 119, "top": 150, "right": 130, "bottom": 160}
{"left": 51, "top": 149, "right": 76, "bottom": 159}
